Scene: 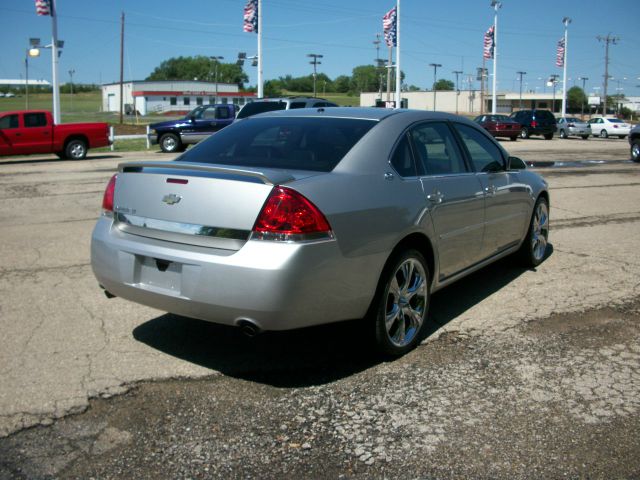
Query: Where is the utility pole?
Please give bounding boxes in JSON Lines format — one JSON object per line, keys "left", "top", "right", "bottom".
{"left": 429, "top": 63, "right": 441, "bottom": 111}
{"left": 119, "top": 11, "right": 125, "bottom": 124}
{"left": 579, "top": 76, "right": 588, "bottom": 117}
{"left": 209, "top": 56, "right": 224, "bottom": 102}
{"left": 597, "top": 33, "right": 619, "bottom": 116}
{"left": 516, "top": 71, "right": 526, "bottom": 110}
{"left": 373, "top": 33, "right": 381, "bottom": 65}
{"left": 68, "top": 68, "right": 75, "bottom": 111}
{"left": 307, "top": 53, "right": 323, "bottom": 97}
{"left": 478, "top": 64, "right": 486, "bottom": 114}
{"left": 453, "top": 70, "right": 462, "bottom": 114}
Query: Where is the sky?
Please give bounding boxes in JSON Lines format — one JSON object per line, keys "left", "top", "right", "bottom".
{"left": 1, "top": 0, "right": 639, "bottom": 97}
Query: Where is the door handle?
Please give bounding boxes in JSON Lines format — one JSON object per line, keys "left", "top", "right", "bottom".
{"left": 426, "top": 191, "right": 444, "bottom": 204}
{"left": 384, "top": 172, "right": 394, "bottom": 181}
{"left": 484, "top": 185, "right": 497, "bottom": 196}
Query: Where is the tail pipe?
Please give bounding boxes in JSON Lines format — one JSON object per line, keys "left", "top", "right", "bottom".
{"left": 237, "top": 319, "right": 262, "bottom": 337}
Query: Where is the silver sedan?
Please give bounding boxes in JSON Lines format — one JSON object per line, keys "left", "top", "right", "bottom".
{"left": 91, "top": 108, "right": 549, "bottom": 356}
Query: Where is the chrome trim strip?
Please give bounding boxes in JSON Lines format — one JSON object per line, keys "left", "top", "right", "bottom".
{"left": 115, "top": 213, "right": 249, "bottom": 250}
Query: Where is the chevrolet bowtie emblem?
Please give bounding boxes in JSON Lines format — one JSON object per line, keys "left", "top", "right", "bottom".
{"left": 162, "top": 193, "right": 182, "bottom": 205}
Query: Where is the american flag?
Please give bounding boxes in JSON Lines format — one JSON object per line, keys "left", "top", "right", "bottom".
{"left": 243, "top": 0, "right": 258, "bottom": 33}
{"left": 35, "top": 0, "right": 51, "bottom": 16}
{"left": 556, "top": 37, "right": 565, "bottom": 67}
{"left": 483, "top": 25, "right": 495, "bottom": 60}
{"left": 383, "top": 6, "right": 397, "bottom": 47}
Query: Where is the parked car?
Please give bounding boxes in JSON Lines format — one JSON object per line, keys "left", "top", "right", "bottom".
{"left": 509, "top": 109, "right": 556, "bottom": 140}
{"left": 556, "top": 117, "right": 590, "bottom": 139}
{"left": 236, "top": 97, "right": 338, "bottom": 120}
{"left": 629, "top": 124, "right": 640, "bottom": 162}
{"left": 473, "top": 114, "right": 521, "bottom": 141}
{"left": 588, "top": 117, "right": 631, "bottom": 139}
{"left": 91, "top": 108, "right": 549, "bottom": 356}
{"left": 148, "top": 104, "right": 238, "bottom": 153}
{"left": 0, "top": 110, "right": 110, "bottom": 159}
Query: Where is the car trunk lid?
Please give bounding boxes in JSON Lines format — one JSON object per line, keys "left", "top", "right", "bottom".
{"left": 112, "top": 161, "right": 309, "bottom": 250}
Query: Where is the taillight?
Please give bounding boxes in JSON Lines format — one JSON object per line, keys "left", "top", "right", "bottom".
{"left": 531, "top": 120, "right": 538, "bottom": 128}
{"left": 252, "top": 186, "right": 333, "bottom": 242}
{"left": 101, "top": 174, "right": 117, "bottom": 215}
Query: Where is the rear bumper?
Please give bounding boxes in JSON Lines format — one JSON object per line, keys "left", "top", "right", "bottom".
{"left": 90, "top": 217, "right": 379, "bottom": 331}
{"left": 567, "top": 127, "right": 591, "bottom": 136}
{"left": 147, "top": 133, "right": 158, "bottom": 146}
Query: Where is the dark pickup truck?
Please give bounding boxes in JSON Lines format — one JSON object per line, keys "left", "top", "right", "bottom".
{"left": 148, "top": 104, "right": 237, "bottom": 153}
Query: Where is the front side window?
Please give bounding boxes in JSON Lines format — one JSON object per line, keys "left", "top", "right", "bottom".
{"left": 454, "top": 123, "right": 505, "bottom": 173}
{"left": 409, "top": 122, "right": 467, "bottom": 176}
{"left": 24, "top": 113, "right": 47, "bottom": 128}
{"left": 180, "top": 117, "right": 376, "bottom": 172}
{"left": 0, "top": 114, "right": 19, "bottom": 129}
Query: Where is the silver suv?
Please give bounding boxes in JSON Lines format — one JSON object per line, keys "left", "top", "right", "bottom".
{"left": 236, "top": 97, "right": 338, "bottom": 119}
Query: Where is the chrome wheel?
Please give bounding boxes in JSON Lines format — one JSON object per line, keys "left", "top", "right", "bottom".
{"left": 160, "top": 134, "right": 180, "bottom": 153}
{"left": 632, "top": 141, "right": 640, "bottom": 162}
{"left": 65, "top": 139, "right": 87, "bottom": 160}
{"left": 531, "top": 201, "right": 549, "bottom": 262}
{"left": 384, "top": 258, "right": 428, "bottom": 348}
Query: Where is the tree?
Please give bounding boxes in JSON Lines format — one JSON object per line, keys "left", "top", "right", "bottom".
{"left": 567, "top": 86, "right": 586, "bottom": 112}
{"left": 333, "top": 75, "right": 351, "bottom": 93}
{"left": 146, "top": 56, "right": 248, "bottom": 89}
{"left": 351, "top": 65, "right": 381, "bottom": 93}
{"left": 433, "top": 79, "right": 454, "bottom": 91}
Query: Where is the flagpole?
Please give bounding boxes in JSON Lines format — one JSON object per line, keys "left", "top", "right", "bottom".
{"left": 491, "top": 1, "right": 501, "bottom": 115}
{"left": 257, "top": 0, "right": 263, "bottom": 98}
{"left": 394, "top": 0, "right": 400, "bottom": 108}
{"left": 561, "top": 17, "right": 571, "bottom": 118}
{"left": 51, "top": 0, "right": 61, "bottom": 123}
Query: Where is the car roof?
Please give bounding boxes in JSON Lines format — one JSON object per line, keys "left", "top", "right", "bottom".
{"left": 250, "top": 107, "right": 468, "bottom": 123}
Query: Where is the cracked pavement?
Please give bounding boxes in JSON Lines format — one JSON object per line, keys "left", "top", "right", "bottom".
{"left": 0, "top": 138, "right": 639, "bottom": 478}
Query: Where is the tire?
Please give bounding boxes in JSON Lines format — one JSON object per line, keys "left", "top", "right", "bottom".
{"left": 520, "top": 127, "right": 529, "bottom": 139}
{"left": 65, "top": 139, "right": 87, "bottom": 160}
{"left": 600, "top": 129, "right": 608, "bottom": 139}
{"left": 518, "top": 197, "right": 549, "bottom": 268}
{"left": 559, "top": 129, "right": 567, "bottom": 139}
{"left": 631, "top": 139, "right": 640, "bottom": 162}
{"left": 371, "top": 249, "right": 430, "bottom": 357}
{"left": 510, "top": 136, "right": 518, "bottom": 141}
{"left": 159, "top": 133, "right": 182, "bottom": 153}
{"left": 544, "top": 132, "right": 554, "bottom": 140}
{"left": 581, "top": 135, "right": 589, "bottom": 140}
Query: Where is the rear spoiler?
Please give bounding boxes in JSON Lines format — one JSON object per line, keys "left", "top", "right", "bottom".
{"left": 118, "top": 161, "right": 294, "bottom": 185}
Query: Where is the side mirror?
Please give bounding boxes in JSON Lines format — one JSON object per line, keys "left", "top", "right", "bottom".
{"left": 507, "top": 156, "right": 527, "bottom": 170}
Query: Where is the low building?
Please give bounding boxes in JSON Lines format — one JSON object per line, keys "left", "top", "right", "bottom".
{"left": 101, "top": 80, "right": 256, "bottom": 115}
{"left": 360, "top": 90, "right": 572, "bottom": 115}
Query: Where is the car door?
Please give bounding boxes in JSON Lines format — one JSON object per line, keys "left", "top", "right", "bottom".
{"left": 0, "top": 114, "right": 20, "bottom": 155}
{"left": 408, "top": 121, "right": 486, "bottom": 280}
{"left": 21, "top": 112, "right": 52, "bottom": 154}
{"left": 452, "top": 122, "right": 531, "bottom": 258}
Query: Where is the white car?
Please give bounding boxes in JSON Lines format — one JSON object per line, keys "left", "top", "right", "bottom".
{"left": 588, "top": 117, "right": 631, "bottom": 139}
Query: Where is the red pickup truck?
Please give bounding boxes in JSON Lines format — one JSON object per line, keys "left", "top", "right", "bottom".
{"left": 0, "top": 110, "right": 111, "bottom": 159}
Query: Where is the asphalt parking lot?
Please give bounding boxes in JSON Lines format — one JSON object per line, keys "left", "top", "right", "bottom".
{"left": 1, "top": 136, "right": 639, "bottom": 478}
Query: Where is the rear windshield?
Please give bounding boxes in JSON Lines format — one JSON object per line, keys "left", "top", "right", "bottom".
{"left": 535, "top": 110, "right": 555, "bottom": 121}
{"left": 179, "top": 117, "right": 376, "bottom": 172}
{"left": 236, "top": 101, "right": 286, "bottom": 119}
{"left": 565, "top": 117, "right": 581, "bottom": 122}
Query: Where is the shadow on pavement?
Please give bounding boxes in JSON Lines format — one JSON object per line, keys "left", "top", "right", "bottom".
{"left": 0, "top": 154, "right": 121, "bottom": 166}
{"left": 133, "top": 245, "right": 553, "bottom": 388}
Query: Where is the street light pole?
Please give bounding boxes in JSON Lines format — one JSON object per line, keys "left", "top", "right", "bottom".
{"left": 429, "top": 63, "right": 442, "bottom": 111}
{"left": 307, "top": 53, "right": 323, "bottom": 97}
{"left": 209, "top": 56, "right": 224, "bottom": 102}
{"left": 549, "top": 74, "right": 559, "bottom": 113}
{"left": 453, "top": 70, "right": 462, "bottom": 114}
{"left": 516, "top": 71, "right": 526, "bottom": 110}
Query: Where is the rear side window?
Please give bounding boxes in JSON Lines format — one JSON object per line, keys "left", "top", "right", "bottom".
{"left": 180, "top": 117, "right": 376, "bottom": 172}
{"left": 453, "top": 123, "right": 505, "bottom": 173}
{"left": 24, "top": 113, "right": 47, "bottom": 128}
{"left": 289, "top": 102, "right": 307, "bottom": 109}
{"left": 409, "top": 122, "right": 467, "bottom": 176}
{"left": 0, "top": 114, "right": 19, "bottom": 129}
{"left": 390, "top": 135, "right": 416, "bottom": 177}
{"left": 236, "top": 101, "right": 287, "bottom": 119}
{"left": 216, "top": 107, "right": 231, "bottom": 119}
